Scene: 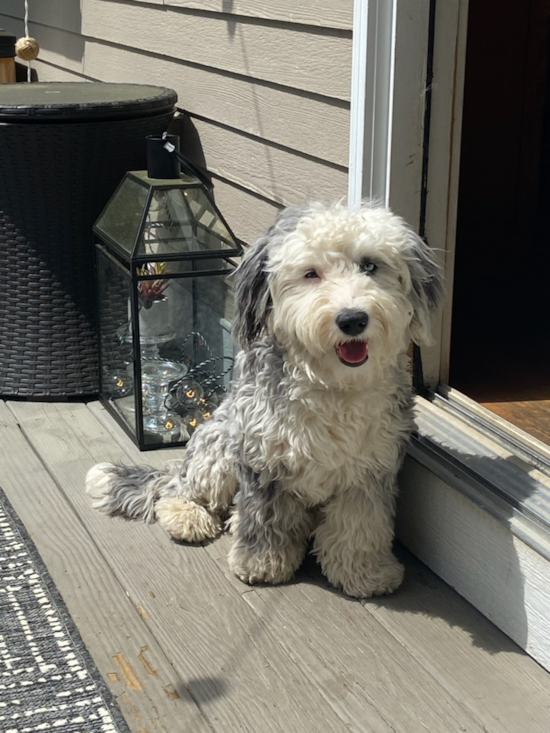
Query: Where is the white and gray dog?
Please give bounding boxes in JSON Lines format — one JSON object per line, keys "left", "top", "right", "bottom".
{"left": 86, "top": 201, "right": 442, "bottom": 598}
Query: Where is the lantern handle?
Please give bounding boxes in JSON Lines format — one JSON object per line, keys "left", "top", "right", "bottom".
{"left": 173, "top": 150, "right": 214, "bottom": 191}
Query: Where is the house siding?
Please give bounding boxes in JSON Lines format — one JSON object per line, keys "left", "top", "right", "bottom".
{"left": 0, "top": 0, "right": 352, "bottom": 243}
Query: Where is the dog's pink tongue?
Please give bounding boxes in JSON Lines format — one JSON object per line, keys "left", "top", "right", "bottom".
{"left": 337, "top": 340, "right": 368, "bottom": 363}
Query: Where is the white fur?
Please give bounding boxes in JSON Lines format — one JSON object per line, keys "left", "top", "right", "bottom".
{"left": 155, "top": 497, "right": 222, "bottom": 542}
{"left": 86, "top": 463, "right": 121, "bottom": 507}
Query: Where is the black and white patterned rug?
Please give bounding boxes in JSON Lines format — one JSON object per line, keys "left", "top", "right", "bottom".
{"left": 0, "top": 487, "right": 130, "bottom": 733}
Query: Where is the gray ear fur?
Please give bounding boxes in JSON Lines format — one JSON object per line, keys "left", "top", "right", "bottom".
{"left": 233, "top": 204, "right": 312, "bottom": 349}
{"left": 406, "top": 231, "right": 444, "bottom": 345}
{"left": 232, "top": 228, "right": 273, "bottom": 349}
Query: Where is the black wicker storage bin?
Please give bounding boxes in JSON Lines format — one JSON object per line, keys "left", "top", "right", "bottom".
{"left": 0, "top": 82, "right": 177, "bottom": 397}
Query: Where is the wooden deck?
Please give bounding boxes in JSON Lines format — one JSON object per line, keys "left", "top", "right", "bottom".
{"left": 1, "top": 399, "right": 550, "bottom": 733}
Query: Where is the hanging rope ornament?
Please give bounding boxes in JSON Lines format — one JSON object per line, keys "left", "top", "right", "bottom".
{"left": 15, "top": 36, "right": 39, "bottom": 61}
{"left": 16, "top": 1, "right": 39, "bottom": 81}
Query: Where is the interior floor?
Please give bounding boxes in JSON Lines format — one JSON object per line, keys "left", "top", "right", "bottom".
{"left": 452, "top": 341, "right": 550, "bottom": 445}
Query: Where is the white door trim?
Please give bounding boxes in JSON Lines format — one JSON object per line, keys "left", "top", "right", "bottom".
{"left": 348, "top": 0, "right": 397, "bottom": 207}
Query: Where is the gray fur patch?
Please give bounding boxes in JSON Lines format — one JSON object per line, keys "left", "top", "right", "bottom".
{"left": 232, "top": 204, "right": 316, "bottom": 349}
{"left": 233, "top": 465, "right": 311, "bottom": 556}
{"left": 405, "top": 230, "right": 444, "bottom": 343}
{"left": 232, "top": 231, "right": 272, "bottom": 349}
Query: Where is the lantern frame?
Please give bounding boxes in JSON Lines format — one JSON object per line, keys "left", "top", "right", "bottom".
{"left": 93, "top": 169, "right": 242, "bottom": 450}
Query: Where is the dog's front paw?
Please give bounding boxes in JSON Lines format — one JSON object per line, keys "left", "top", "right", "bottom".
{"left": 324, "top": 552, "right": 405, "bottom": 599}
{"left": 156, "top": 497, "right": 221, "bottom": 543}
{"left": 228, "top": 544, "right": 301, "bottom": 586}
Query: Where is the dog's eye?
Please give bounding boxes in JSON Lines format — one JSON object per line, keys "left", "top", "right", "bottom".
{"left": 360, "top": 260, "right": 377, "bottom": 275}
{"left": 304, "top": 269, "right": 320, "bottom": 279}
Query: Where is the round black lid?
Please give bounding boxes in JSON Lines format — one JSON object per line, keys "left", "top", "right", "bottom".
{"left": 0, "top": 28, "right": 16, "bottom": 58}
{"left": 0, "top": 82, "right": 177, "bottom": 121}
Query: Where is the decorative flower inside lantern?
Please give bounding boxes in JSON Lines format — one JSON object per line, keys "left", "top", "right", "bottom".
{"left": 134, "top": 262, "right": 177, "bottom": 353}
{"left": 137, "top": 262, "right": 169, "bottom": 304}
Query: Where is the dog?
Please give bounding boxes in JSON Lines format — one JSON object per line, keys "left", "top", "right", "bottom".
{"left": 86, "top": 201, "right": 443, "bottom": 598}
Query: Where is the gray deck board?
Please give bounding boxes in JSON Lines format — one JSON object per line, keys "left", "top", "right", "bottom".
{"left": 2, "top": 399, "right": 550, "bottom": 732}
{"left": 0, "top": 401, "right": 211, "bottom": 733}
{"left": 206, "top": 534, "right": 483, "bottom": 733}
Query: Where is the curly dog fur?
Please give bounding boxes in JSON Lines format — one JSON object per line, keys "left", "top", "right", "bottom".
{"left": 86, "top": 201, "right": 443, "bottom": 598}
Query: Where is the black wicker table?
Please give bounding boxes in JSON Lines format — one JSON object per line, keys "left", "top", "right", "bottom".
{"left": 0, "top": 82, "right": 177, "bottom": 398}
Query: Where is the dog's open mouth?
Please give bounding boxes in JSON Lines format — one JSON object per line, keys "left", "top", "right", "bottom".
{"left": 335, "top": 340, "right": 369, "bottom": 367}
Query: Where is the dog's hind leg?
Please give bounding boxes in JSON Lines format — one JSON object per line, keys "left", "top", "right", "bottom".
{"left": 155, "top": 410, "right": 239, "bottom": 543}
{"left": 227, "top": 469, "right": 312, "bottom": 586}
{"left": 87, "top": 400, "right": 238, "bottom": 544}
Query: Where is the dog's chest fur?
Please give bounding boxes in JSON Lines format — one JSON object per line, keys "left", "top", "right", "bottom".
{"left": 232, "top": 343, "right": 413, "bottom": 505}
{"left": 282, "top": 388, "right": 410, "bottom": 503}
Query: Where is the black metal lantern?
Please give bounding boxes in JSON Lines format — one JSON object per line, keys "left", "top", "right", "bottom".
{"left": 93, "top": 135, "right": 242, "bottom": 449}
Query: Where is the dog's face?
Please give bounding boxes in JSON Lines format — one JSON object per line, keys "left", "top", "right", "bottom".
{"left": 233, "top": 202, "right": 443, "bottom": 385}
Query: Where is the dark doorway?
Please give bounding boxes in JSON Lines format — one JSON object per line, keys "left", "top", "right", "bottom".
{"left": 450, "top": 0, "right": 550, "bottom": 444}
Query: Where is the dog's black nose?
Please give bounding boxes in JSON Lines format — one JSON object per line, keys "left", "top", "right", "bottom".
{"left": 336, "top": 309, "right": 369, "bottom": 336}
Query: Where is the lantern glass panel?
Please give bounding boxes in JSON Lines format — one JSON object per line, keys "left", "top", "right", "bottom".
{"left": 136, "top": 184, "right": 238, "bottom": 257}
{"left": 97, "top": 241, "right": 238, "bottom": 448}
{"left": 137, "top": 264, "right": 237, "bottom": 447}
{"left": 96, "top": 246, "right": 136, "bottom": 434}
{"left": 94, "top": 175, "right": 149, "bottom": 255}
{"left": 182, "top": 186, "right": 235, "bottom": 244}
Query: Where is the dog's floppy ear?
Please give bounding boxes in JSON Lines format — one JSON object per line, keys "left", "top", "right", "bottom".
{"left": 232, "top": 227, "right": 273, "bottom": 349}
{"left": 405, "top": 231, "right": 444, "bottom": 345}
{"left": 232, "top": 204, "right": 312, "bottom": 349}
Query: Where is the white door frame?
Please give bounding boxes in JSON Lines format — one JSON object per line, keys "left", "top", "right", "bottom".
{"left": 348, "top": 0, "right": 397, "bottom": 209}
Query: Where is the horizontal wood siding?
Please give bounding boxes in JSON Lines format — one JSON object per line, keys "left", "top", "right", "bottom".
{"left": 0, "top": 0, "right": 351, "bottom": 244}
{"left": 163, "top": 0, "right": 353, "bottom": 30}
{"left": 186, "top": 117, "right": 347, "bottom": 203}
{"left": 208, "top": 178, "right": 283, "bottom": 243}
{"left": 82, "top": 3, "right": 352, "bottom": 100}
{"left": 82, "top": 41, "right": 350, "bottom": 167}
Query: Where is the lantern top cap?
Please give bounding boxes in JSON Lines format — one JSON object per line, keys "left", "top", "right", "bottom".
{"left": 94, "top": 170, "right": 242, "bottom": 261}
